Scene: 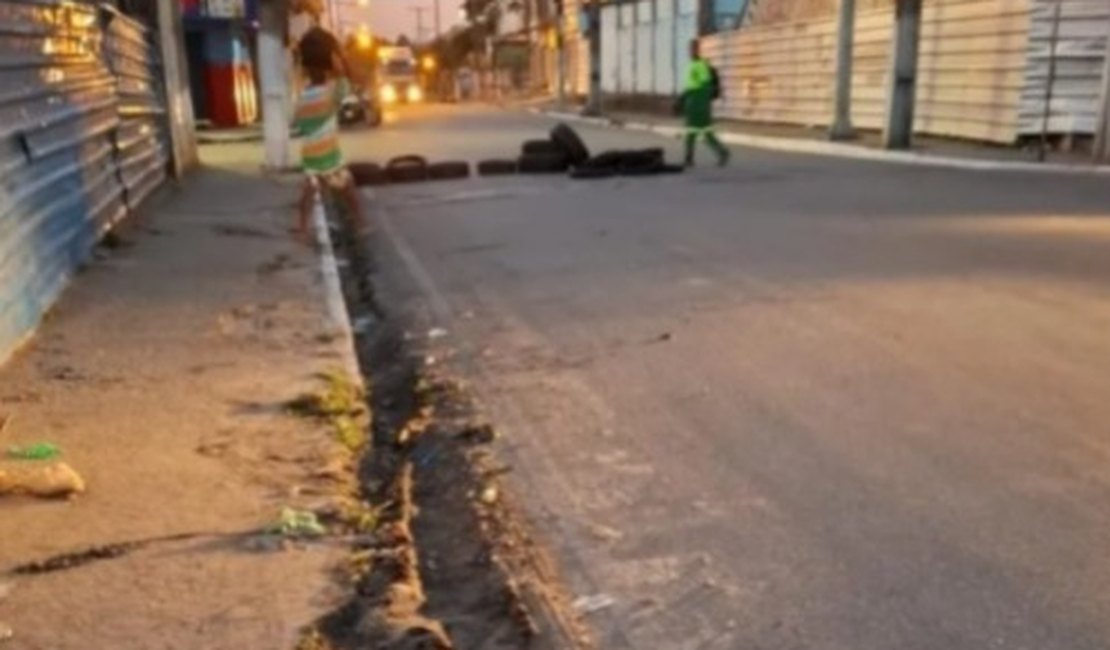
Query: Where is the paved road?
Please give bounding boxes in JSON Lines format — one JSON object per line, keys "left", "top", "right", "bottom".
{"left": 344, "top": 104, "right": 1110, "bottom": 650}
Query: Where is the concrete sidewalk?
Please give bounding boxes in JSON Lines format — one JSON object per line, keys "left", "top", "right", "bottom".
{"left": 532, "top": 103, "right": 1110, "bottom": 175}
{"left": 0, "top": 143, "right": 354, "bottom": 649}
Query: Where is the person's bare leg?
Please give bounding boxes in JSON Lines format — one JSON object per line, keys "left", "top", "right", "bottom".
{"left": 296, "top": 178, "right": 315, "bottom": 243}
{"left": 341, "top": 181, "right": 366, "bottom": 234}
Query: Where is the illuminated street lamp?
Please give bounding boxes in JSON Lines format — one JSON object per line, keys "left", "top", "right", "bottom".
{"left": 422, "top": 55, "right": 437, "bottom": 71}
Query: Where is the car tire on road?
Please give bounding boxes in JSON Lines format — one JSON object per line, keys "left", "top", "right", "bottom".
{"left": 521, "top": 139, "right": 563, "bottom": 156}
{"left": 428, "top": 161, "right": 471, "bottom": 180}
{"left": 477, "top": 159, "right": 518, "bottom": 176}
{"left": 349, "top": 162, "right": 389, "bottom": 186}
{"left": 551, "top": 123, "right": 590, "bottom": 166}
{"left": 518, "top": 152, "right": 570, "bottom": 174}
{"left": 386, "top": 155, "right": 429, "bottom": 183}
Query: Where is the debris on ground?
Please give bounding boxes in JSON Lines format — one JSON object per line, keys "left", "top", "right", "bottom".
{"left": 285, "top": 370, "right": 365, "bottom": 420}
{"left": 427, "top": 327, "right": 448, "bottom": 340}
{"left": 0, "top": 620, "right": 12, "bottom": 643}
{"left": 267, "top": 507, "right": 328, "bottom": 538}
{"left": 6, "top": 442, "right": 61, "bottom": 461}
{"left": 456, "top": 423, "right": 497, "bottom": 445}
{"left": 0, "top": 461, "right": 85, "bottom": 498}
{"left": 572, "top": 593, "right": 616, "bottom": 615}
{"left": 478, "top": 484, "right": 499, "bottom": 505}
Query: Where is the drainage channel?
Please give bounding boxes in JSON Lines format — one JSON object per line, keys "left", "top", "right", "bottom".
{"left": 310, "top": 201, "right": 589, "bottom": 650}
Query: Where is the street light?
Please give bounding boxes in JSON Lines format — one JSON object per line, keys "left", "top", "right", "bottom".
{"left": 422, "top": 55, "right": 437, "bottom": 71}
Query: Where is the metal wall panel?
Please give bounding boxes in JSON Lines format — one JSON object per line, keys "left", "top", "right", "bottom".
{"left": 707, "top": 0, "right": 1033, "bottom": 143}
{"left": 0, "top": 1, "right": 169, "bottom": 363}
{"left": 635, "top": 0, "right": 654, "bottom": 93}
{"left": 619, "top": 4, "right": 635, "bottom": 93}
{"left": 1018, "top": 0, "right": 1109, "bottom": 136}
{"left": 601, "top": 4, "right": 619, "bottom": 92}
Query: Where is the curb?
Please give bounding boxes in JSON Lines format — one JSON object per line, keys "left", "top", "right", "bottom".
{"left": 311, "top": 195, "right": 364, "bottom": 391}
{"left": 530, "top": 108, "right": 1110, "bottom": 176}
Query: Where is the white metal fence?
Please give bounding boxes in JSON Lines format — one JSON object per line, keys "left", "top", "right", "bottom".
{"left": 1018, "top": 0, "right": 1110, "bottom": 136}
{"left": 599, "top": 0, "right": 698, "bottom": 96}
{"left": 704, "top": 0, "right": 1038, "bottom": 143}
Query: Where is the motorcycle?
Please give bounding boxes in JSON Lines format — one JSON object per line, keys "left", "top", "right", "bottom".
{"left": 339, "top": 86, "right": 382, "bottom": 128}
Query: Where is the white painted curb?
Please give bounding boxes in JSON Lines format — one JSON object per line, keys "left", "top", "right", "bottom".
{"left": 530, "top": 108, "right": 1110, "bottom": 176}
{"left": 311, "top": 195, "right": 364, "bottom": 390}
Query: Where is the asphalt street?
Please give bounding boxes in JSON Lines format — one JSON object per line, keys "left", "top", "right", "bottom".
{"left": 344, "top": 103, "right": 1110, "bottom": 650}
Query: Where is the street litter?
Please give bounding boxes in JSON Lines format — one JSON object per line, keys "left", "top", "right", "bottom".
{"left": 267, "top": 507, "right": 327, "bottom": 538}
{"left": 0, "top": 462, "right": 84, "bottom": 498}
{"left": 572, "top": 593, "right": 616, "bottom": 614}
{"left": 7, "top": 442, "right": 60, "bottom": 461}
{"left": 428, "top": 327, "right": 448, "bottom": 340}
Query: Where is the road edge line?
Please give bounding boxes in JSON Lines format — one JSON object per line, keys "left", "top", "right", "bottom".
{"left": 528, "top": 108, "right": 1110, "bottom": 176}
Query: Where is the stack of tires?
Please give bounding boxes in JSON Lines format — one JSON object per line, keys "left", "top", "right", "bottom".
{"left": 508, "top": 122, "right": 683, "bottom": 180}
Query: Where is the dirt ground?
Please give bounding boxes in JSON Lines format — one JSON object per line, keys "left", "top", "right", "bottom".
{"left": 0, "top": 144, "right": 355, "bottom": 649}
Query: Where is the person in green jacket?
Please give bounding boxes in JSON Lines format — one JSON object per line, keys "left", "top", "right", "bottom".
{"left": 682, "top": 39, "right": 729, "bottom": 167}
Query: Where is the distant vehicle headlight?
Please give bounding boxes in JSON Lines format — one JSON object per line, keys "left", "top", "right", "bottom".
{"left": 380, "top": 84, "right": 398, "bottom": 104}
{"left": 406, "top": 85, "right": 423, "bottom": 103}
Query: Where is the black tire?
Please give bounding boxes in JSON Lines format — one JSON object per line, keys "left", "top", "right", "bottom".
{"left": 581, "top": 150, "right": 624, "bottom": 170}
{"left": 550, "top": 123, "right": 590, "bottom": 166}
{"left": 521, "top": 139, "right": 562, "bottom": 156}
{"left": 618, "top": 150, "right": 667, "bottom": 175}
{"left": 386, "top": 155, "right": 428, "bottom": 183}
{"left": 477, "top": 159, "right": 518, "bottom": 176}
{"left": 518, "top": 152, "right": 569, "bottom": 174}
{"left": 569, "top": 166, "right": 616, "bottom": 180}
{"left": 625, "top": 148, "right": 665, "bottom": 166}
{"left": 349, "top": 162, "right": 388, "bottom": 186}
{"left": 427, "top": 161, "right": 471, "bottom": 180}
{"left": 657, "top": 163, "right": 686, "bottom": 174}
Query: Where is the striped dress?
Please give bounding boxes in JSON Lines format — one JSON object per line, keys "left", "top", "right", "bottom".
{"left": 295, "top": 79, "right": 347, "bottom": 174}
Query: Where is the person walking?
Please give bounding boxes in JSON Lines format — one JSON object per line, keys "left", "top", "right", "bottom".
{"left": 681, "top": 39, "right": 729, "bottom": 167}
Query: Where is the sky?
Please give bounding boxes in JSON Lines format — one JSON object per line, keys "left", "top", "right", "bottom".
{"left": 331, "top": 0, "right": 462, "bottom": 42}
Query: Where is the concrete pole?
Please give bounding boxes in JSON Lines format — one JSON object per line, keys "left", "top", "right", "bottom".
{"left": 156, "top": 0, "right": 198, "bottom": 176}
{"left": 697, "top": 0, "right": 714, "bottom": 35}
{"left": 556, "top": 6, "right": 567, "bottom": 107}
{"left": 1093, "top": 11, "right": 1110, "bottom": 163}
{"left": 882, "top": 0, "right": 922, "bottom": 150}
{"left": 584, "top": 0, "right": 602, "bottom": 115}
{"left": 258, "top": 0, "right": 294, "bottom": 171}
{"left": 829, "top": 0, "right": 855, "bottom": 140}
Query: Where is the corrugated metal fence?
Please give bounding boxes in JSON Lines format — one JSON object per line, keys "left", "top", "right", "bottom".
{"left": 1018, "top": 0, "right": 1110, "bottom": 136}
{"left": 0, "top": 1, "right": 169, "bottom": 362}
{"left": 703, "top": 0, "right": 1034, "bottom": 143}
{"left": 600, "top": 0, "right": 698, "bottom": 96}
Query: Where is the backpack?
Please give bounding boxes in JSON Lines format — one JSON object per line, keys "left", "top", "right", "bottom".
{"left": 708, "top": 64, "right": 721, "bottom": 100}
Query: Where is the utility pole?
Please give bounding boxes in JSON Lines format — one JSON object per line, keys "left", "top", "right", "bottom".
{"left": 882, "top": 0, "right": 922, "bottom": 150}
{"left": 829, "top": 0, "right": 855, "bottom": 140}
{"left": 1092, "top": 10, "right": 1110, "bottom": 163}
{"left": 697, "top": 0, "right": 713, "bottom": 35}
{"left": 409, "top": 6, "right": 428, "bottom": 42}
{"left": 434, "top": 0, "right": 441, "bottom": 38}
{"left": 156, "top": 0, "right": 198, "bottom": 176}
{"left": 555, "top": 0, "right": 566, "bottom": 107}
{"left": 258, "top": 0, "right": 294, "bottom": 170}
{"left": 584, "top": 0, "right": 601, "bottom": 115}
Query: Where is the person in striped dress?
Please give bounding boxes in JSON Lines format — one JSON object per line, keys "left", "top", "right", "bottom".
{"left": 294, "top": 33, "right": 363, "bottom": 242}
